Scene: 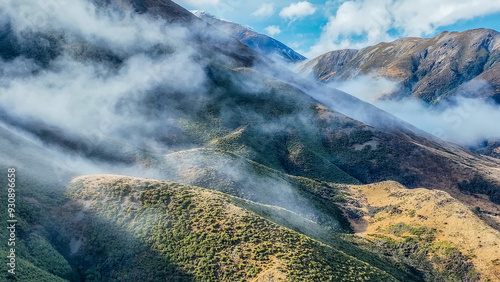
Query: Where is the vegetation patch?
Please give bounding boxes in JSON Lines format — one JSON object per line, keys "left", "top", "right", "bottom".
{"left": 63, "top": 176, "right": 399, "bottom": 281}
{"left": 366, "top": 223, "right": 478, "bottom": 281}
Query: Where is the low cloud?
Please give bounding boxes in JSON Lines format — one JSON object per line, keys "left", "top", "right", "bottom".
{"left": 264, "top": 25, "right": 281, "bottom": 36}
{"left": 331, "top": 76, "right": 500, "bottom": 146}
{"left": 376, "top": 97, "right": 500, "bottom": 146}
{"left": 332, "top": 75, "right": 398, "bottom": 103}
{"left": 0, "top": 0, "right": 214, "bottom": 162}
{"left": 252, "top": 3, "right": 274, "bottom": 17}
{"left": 279, "top": 1, "right": 316, "bottom": 20}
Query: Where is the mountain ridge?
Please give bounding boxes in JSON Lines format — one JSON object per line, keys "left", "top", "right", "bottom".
{"left": 302, "top": 28, "right": 500, "bottom": 104}
{"left": 192, "top": 10, "right": 306, "bottom": 62}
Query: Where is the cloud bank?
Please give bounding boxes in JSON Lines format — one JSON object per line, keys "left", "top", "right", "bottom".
{"left": 332, "top": 76, "right": 500, "bottom": 146}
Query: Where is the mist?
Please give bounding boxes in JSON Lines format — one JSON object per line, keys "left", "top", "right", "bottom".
{"left": 0, "top": 0, "right": 346, "bottom": 234}
{"left": 330, "top": 76, "right": 500, "bottom": 146}
{"left": 0, "top": 0, "right": 212, "bottom": 154}
{"left": 4, "top": 1, "right": 500, "bottom": 281}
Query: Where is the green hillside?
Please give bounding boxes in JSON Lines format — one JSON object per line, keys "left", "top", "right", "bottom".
{"left": 62, "top": 175, "right": 399, "bottom": 281}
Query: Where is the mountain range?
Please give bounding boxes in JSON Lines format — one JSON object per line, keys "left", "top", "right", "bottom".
{"left": 301, "top": 28, "right": 500, "bottom": 104}
{"left": 0, "top": 0, "right": 499, "bottom": 281}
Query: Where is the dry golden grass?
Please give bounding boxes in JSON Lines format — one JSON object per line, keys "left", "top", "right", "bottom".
{"left": 378, "top": 67, "right": 408, "bottom": 80}
{"left": 341, "top": 181, "right": 500, "bottom": 281}
{"left": 251, "top": 257, "right": 287, "bottom": 282}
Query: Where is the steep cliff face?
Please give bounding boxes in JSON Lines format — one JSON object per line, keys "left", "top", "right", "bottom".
{"left": 300, "top": 49, "right": 358, "bottom": 80}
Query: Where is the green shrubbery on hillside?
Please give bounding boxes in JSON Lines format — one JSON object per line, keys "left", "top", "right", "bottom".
{"left": 65, "top": 176, "right": 398, "bottom": 281}
{"left": 366, "top": 222, "right": 478, "bottom": 282}
{"left": 0, "top": 175, "right": 79, "bottom": 281}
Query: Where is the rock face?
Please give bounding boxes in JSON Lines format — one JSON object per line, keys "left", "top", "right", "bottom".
{"left": 476, "top": 140, "right": 500, "bottom": 158}
{"left": 193, "top": 10, "right": 306, "bottom": 62}
{"left": 302, "top": 28, "right": 500, "bottom": 104}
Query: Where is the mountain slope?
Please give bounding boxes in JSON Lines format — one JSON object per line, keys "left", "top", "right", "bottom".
{"left": 63, "top": 175, "right": 400, "bottom": 281}
{"left": 0, "top": 124, "right": 421, "bottom": 281}
{"left": 2, "top": 1, "right": 500, "bottom": 225}
{"left": 339, "top": 181, "right": 500, "bottom": 281}
{"left": 192, "top": 10, "right": 306, "bottom": 62}
{"left": 160, "top": 148, "right": 356, "bottom": 232}
{"left": 302, "top": 28, "right": 500, "bottom": 104}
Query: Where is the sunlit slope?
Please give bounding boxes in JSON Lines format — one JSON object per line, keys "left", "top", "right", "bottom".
{"left": 64, "top": 175, "right": 399, "bottom": 281}
{"left": 340, "top": 181, "right": 500, "bottom": 281}
{"left": 302, "top": 28, "right": 500, "bottom": 104}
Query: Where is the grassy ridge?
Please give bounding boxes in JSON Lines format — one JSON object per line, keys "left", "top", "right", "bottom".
{"left": 65, "top": 175, "right": 398, "bottom": 281}
{"left": 341, "top": 182, "right": 500, "bottom": 281}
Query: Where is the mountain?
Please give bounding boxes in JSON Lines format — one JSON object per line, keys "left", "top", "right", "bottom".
{"left": 301, "top": 28, "right": 500, "bottom": 104}
{"left": 192, "top": 10, "right": 306, "bottom": 62}
{"left": 1, "top": 0, "right": 500, "bottom": 281}
{"left": 60, "top": 175, "right": 404, "bottom": 281}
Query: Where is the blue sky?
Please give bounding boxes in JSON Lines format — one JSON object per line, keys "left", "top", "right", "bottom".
{"left": 176, "top": 0, "right": 500, "bottom": 58}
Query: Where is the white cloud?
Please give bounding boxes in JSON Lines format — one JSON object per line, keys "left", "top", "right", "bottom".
{"left": 264, "top": 25, "right": 281, "bottom": 36}
{"left": 376, "top": 96, "right": 500, "bottom": 146}
{"left": 332, "top": 76, "right": 500, "bottom": 146}
{"left": 279, "top": 1, "right": 316, "bottom": 20}
{"left": 179, "top": 0, "right": 220, "bottom": 5}
{"left": 333, "top": 75, "right": 398, "bottom": 103}
{"left": 308, "top": 0, "right": 500, "bottom": 56}
{"left": 0, "top": 0, "right": 208, "bottom": 138}
{"left": 252, "top": 3, "right": 274, "bottom": 17}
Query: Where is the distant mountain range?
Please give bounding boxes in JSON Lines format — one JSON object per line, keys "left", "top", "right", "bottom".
{"left": 192, "top": 10, "right": 306, "bottom": 62}
{"left": 302, "top": 28, "right": 500, "bottom": 104}
{"left": 1, "top": 0, "right": 500, "bottom": 281}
